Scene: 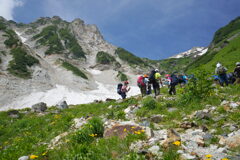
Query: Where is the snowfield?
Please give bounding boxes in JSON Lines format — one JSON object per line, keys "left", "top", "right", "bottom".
{"left": 0, "top": 82, "right": 140, "bottom": 111}
{"left": 15, "top": 31, "right": 27, "bottom": 43}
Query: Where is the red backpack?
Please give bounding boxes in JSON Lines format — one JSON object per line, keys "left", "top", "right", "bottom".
{"left": 137, "top": 76, "right": 145, "bottom": 87}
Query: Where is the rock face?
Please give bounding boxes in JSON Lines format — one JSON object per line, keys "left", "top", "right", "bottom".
{"left": 56, "top": 100, "right": 68, "bottom": 110}
{"left": 0, "top": 16, "right": 151, "bottom": 111}
{"left": 31, "top": 102, "right": 47, "bottom": 112}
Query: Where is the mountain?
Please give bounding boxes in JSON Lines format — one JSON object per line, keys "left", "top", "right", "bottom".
{"left": 0, "top": 16, "right": 155, "bottom": 110}
{"left": 170, "top": 47, "right": 208, "bottom": 59}
{"left": 186, "top": 16, "right": 240, "bottom": 73}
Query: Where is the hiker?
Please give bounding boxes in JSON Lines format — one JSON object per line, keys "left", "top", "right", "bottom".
{"left": 178, "top": 74, "right": 184, "bottom": 88}
{"left": 183, "top": 74, "right": 188, "bottom": 85}
{"left": 169, "top": 73, "right": 178, "bottom": 95}
{"left": 227, "top": 73, "right": 236, "bottom": 84}
{"left": 165, "top": 74, "right": 171, "bottom": 88}
{"left": 143, "top": 74, "right": 152, "bottom": 95}
{"left": 234, "top": 62, "right": 240, "bottom": 84}
{"left": 137, "top": 75, "right": 147, "bottom": 97}
{"left": 150, "top": 69, "right": 162, "bottom": 97}
{"left": 215, "top": 63, "right": 228, "bottom": 86}
{"left": 120, "top": 81, "right": 131, "bottom": 99}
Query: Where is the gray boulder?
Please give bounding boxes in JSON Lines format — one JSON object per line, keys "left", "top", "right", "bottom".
{"left": 195, "top": 111, "right": 211, "bottom": 120}
{"left": 57, "top": 100, "right": 68, "bottom": 110}
{"left": 31, "top": 102, "right": 47, "bottom": 112}
{"left": 150, "top": 115, "right": 163, "bottom": 123}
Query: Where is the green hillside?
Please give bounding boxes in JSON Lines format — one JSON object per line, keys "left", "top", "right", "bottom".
{"left": 157, "top": 57, "right": 193, "bottom": 74}
{"left": 186, "top": 17, "right": 240, "bottom": 74}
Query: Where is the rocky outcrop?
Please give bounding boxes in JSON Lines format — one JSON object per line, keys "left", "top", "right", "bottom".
{"left": 31, "top": 102, "right": 47, "bottom": 112}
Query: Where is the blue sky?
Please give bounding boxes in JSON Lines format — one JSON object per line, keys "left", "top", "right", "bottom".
{"left": 0, "top": 0, "right": 240, "bottom": 60}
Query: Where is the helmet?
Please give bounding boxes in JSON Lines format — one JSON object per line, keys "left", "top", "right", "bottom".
{"left": 216, "top": 63, "right": 221, "bottom": 68}
{"left": 155, "top": 69, "right": 159, "bottom": 72}
{"left": 143, "top": 74, "right": 148, "bottom": 78}
{"left": 124, "top": 81, "right": 129, "bottom": 84}
{"left": 236, "top": 62, "right": 240, "bottom": 66}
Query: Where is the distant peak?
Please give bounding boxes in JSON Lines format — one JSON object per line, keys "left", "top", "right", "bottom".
{"left": 51, "top": 16, "right": 62, "bottom": 21}
{"left": 72, "top": 18, "right": 85, "bottom": 24}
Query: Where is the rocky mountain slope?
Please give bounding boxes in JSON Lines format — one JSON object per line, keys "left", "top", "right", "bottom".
{"left": 0, "top": 16, "right": 155, "bottom": 110}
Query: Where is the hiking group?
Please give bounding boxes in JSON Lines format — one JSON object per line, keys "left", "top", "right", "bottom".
{"left": 214, "top": 62, "right": 240, "bottom": 86}
{"left": 136, "top": 69, "right": 187, "bottom": 98}
{"left": 117, "top": 62, "right": 240, "bottom": 99}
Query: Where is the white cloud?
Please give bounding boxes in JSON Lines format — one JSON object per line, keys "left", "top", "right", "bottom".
{"left": 0, "top": 0, "right": 24, "bottom": 20}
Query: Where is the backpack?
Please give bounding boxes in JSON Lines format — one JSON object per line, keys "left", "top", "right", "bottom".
{"left": 149, "top": 70, "right": 156, "bottom": 83}
{"left": 217, "top": 66, "right": 227, "bottom": 74}
{"left": 137, "top": 76, "right": 145, "bottom": 87}
{"left": 117, "top": 83, "right": 123, "bottom": 95}
{"left": 171, "top": 75, "right": 179, "bottom": 85}
{"left": 178, "top": 75, "right": 184, "bottom": 83}
{"left": 234, "top": 66, "right": 240, "bottom": 78}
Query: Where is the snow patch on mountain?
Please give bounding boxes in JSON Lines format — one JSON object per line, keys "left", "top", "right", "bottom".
{"left": 170, "top": 47, "right": 208, "bottom": 59}
{"left": 15, "top": 31, "right": 27, "bottom": 43}
{"left": 0, "top": 82, "right": 139, "bottom": 111}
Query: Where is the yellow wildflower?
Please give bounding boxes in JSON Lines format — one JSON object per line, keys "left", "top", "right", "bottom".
{"left": 205, "top": 154, "right": 212, "bottom": 158}
{"left": 54, "top": 115, "right": 61, "bottom": 119}
{"left": 42, "top": 152, "right": 48, "bottom": 156}
{"left": 141, "top": 130, "right": 145, "bottom": 132}
{"left": 89, "top": 134, "right": 95, "bottom": 137}
{"left": 124, "top": 128, "right": 127, "bottom": 132}
{"left": 134, "top": 131, "right": 141, "bottom": 135}
{"left": 30, "top": 155, "right": 38, "bottom": 159}
{"left": 173, "top": 141, "right": 181, "bottom": 146}
{"left": 205, "top": 159, "right": 211, "bottom": 160}
{"left": 131, "top": 126, "right": 135, "bottom": 129}
{"left": 221, "top": 158, "right": 229, "bottom": 160}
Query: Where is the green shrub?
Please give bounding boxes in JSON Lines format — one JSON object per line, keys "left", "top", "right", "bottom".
{"left": 73, "top": 117, "right": 103, "bottom": 144}
{"left": 62, "top": 61, "right": 88, "bottom": 79}
{"left": 59, "top": 28, "right": 86, "bottom": 59}
{"left": 115, "top": 48, "right": 147, "bottom": 66}
{"left": 180, "top": 70, "right": 214, "bottom": 104}
{"left": 0, "top": 20, "right": 7, "bottom": 30}
{"left": 116, "top": 111, "right": 126, "bottom": 120}
{"left": 96, "top": 51, "right": 116, "bottom": 64}
{"left": 8, "top": 47, "right": 39, "bottom": 78}
{"left": 3, "top": 29, "right": 19, "bottom": 48}
{"left": 142, "top": 96, "right": 157, "bottom": 110}
{"left": 162, "top": 145, "right": 180, "bottom": 160}
{"left": 117, "top": 71, "right": 128, "bottom": 81}
{"left": 88, "top": 117, "right": 104, "bottom": 137}
{"left": 33, "top": 25, "right": 64, "bottom": 55}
